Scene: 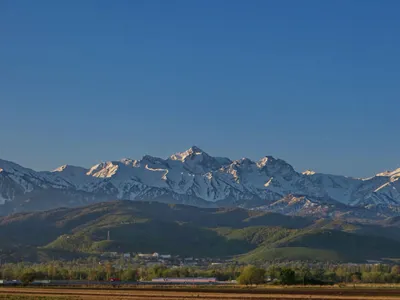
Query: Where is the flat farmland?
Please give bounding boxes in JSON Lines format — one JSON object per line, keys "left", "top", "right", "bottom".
{"left": 0, "top": 287, "right": 400, "bottom": 300}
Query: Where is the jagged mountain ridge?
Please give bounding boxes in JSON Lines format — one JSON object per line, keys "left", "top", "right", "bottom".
{"left": 0, "top": 146, "right": 399, "bottom": 217}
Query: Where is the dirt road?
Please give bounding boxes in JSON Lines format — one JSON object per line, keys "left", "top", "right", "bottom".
{"left": 0, "top": 287, "right": 399, "bottom": 300}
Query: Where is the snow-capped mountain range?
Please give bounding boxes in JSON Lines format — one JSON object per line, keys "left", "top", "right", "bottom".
{"left": 0, "top": 146, "right": 399, "bottom": 218}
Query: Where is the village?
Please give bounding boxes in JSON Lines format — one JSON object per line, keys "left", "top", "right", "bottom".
{"left": 99, "top": 251, "right": 228, "bottom": 268}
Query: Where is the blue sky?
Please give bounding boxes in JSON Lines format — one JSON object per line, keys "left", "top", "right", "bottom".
{"left": 1, "top": 0, "right": 399, "bottom": 177}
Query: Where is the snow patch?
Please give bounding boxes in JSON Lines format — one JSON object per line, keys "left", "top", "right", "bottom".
{"left": 303, "top": 170, "right": 316, "bottom": 175}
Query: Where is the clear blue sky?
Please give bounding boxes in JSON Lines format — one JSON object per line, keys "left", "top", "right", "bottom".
{"left": 1, "top": 0, "right": 399, "bottom": 177}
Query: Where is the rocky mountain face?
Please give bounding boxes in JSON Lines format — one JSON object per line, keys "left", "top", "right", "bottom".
{"left": 0, "top": 146, "right": 399, "bottom": 218}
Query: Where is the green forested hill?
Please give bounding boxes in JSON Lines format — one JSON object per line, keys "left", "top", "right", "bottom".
{"left": 0, "top": 200, "right": 399, "bottom": 263}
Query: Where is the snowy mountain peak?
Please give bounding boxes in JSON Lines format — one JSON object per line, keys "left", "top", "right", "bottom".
{"left": 0, "top": 158, "right": 27, "bottom": 172}
{"left": 0, "top": 149, "right": 400, "bottom": 217}
{"left": 256, "top": 156, "right": 273, "bottom": 167}
{"left": 141, "top": 155, "right": 166, "bottom": 166}
{"left": 53, "top": 165, "right": 68, "bottom": 172}
{"left": 87, "top": 162, "right": 119, "bottom": 178}
{"left": 188, "top": 145, "right": 203, "bottom": 153}
{"left": 235, "top": 158, "right": 255, "bottom": 165}
{"left": 376, "top": 168, "right": 400, "bottom": 178}
{"left": 119, "top": 158, "right": 139, "bottom": 167}
{"left": 53, "top": 164, "right": 88, "bottom": 173}
{"left": 303, "top": 170, "right": 316, "bottom": 175}
{"left": 256, "top": 156, "right": 291, "bottom": 168}
{"left": 256, "top": 156, "right": 296, "bottom": 178}
{"left": 169, "top": 146, "right": 226, "bottom": 174}
{"left": 170, "top": 146, "right": 206, "bottom": 161}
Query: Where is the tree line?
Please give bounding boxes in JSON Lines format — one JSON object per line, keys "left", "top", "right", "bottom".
{"left": 1, "top": 259, "right": 399, "bottom": 285}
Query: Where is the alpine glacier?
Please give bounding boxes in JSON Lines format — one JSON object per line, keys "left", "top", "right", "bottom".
{"left": 0, "top": 146, "right": 399, "bottom": 218}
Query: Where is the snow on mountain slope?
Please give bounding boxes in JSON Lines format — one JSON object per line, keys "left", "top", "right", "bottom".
{"left": 0, "top": 159, "right": 72, "bottom": 195}
{"left": 0, "top": 147, "right": 399, "bottom": 217}
{"left": 377, "top": 168, "right": 400, "bottom": 179}
{"left": 255, "top": 195, "right": 331, "bottom": 217}
{"left": 51, "top": 165, "right": 92, "bottom": 185}
{"left": 303, "top": 170, "right": 400, "bottom": 206}
{"left": 169, "top": 146, "right": 228, "bottom": 174}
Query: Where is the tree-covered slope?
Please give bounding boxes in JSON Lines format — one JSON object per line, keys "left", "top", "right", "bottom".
{"left": 0, "top": 200, "right": 399, "bottom": 263}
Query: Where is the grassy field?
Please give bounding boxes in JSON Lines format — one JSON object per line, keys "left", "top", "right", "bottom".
{"left": 0, "top": 286, "right": 400, "bottom": 300}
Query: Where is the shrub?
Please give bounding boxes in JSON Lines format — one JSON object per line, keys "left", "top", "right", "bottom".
{"left": 280, "top": 268, "right": 296, "bottom": 285}
{"left": 237, "top": 265, "right": 265, "bottom": 285}
{"left": 20, "top": 270, "right": 37, "bottom": 285}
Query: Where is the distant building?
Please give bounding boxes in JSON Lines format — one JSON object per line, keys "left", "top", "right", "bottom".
{"left": 123, "top": 253, "right": 131, "bottom": 258}
{"left": 366, "top": 260, "right": 383, "bottom": 264}
{"left": 184, "top": 257, "right": 194, "bottom": 261}
{"left": 138, "top": 253, "right": 153, "bottom": 258}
